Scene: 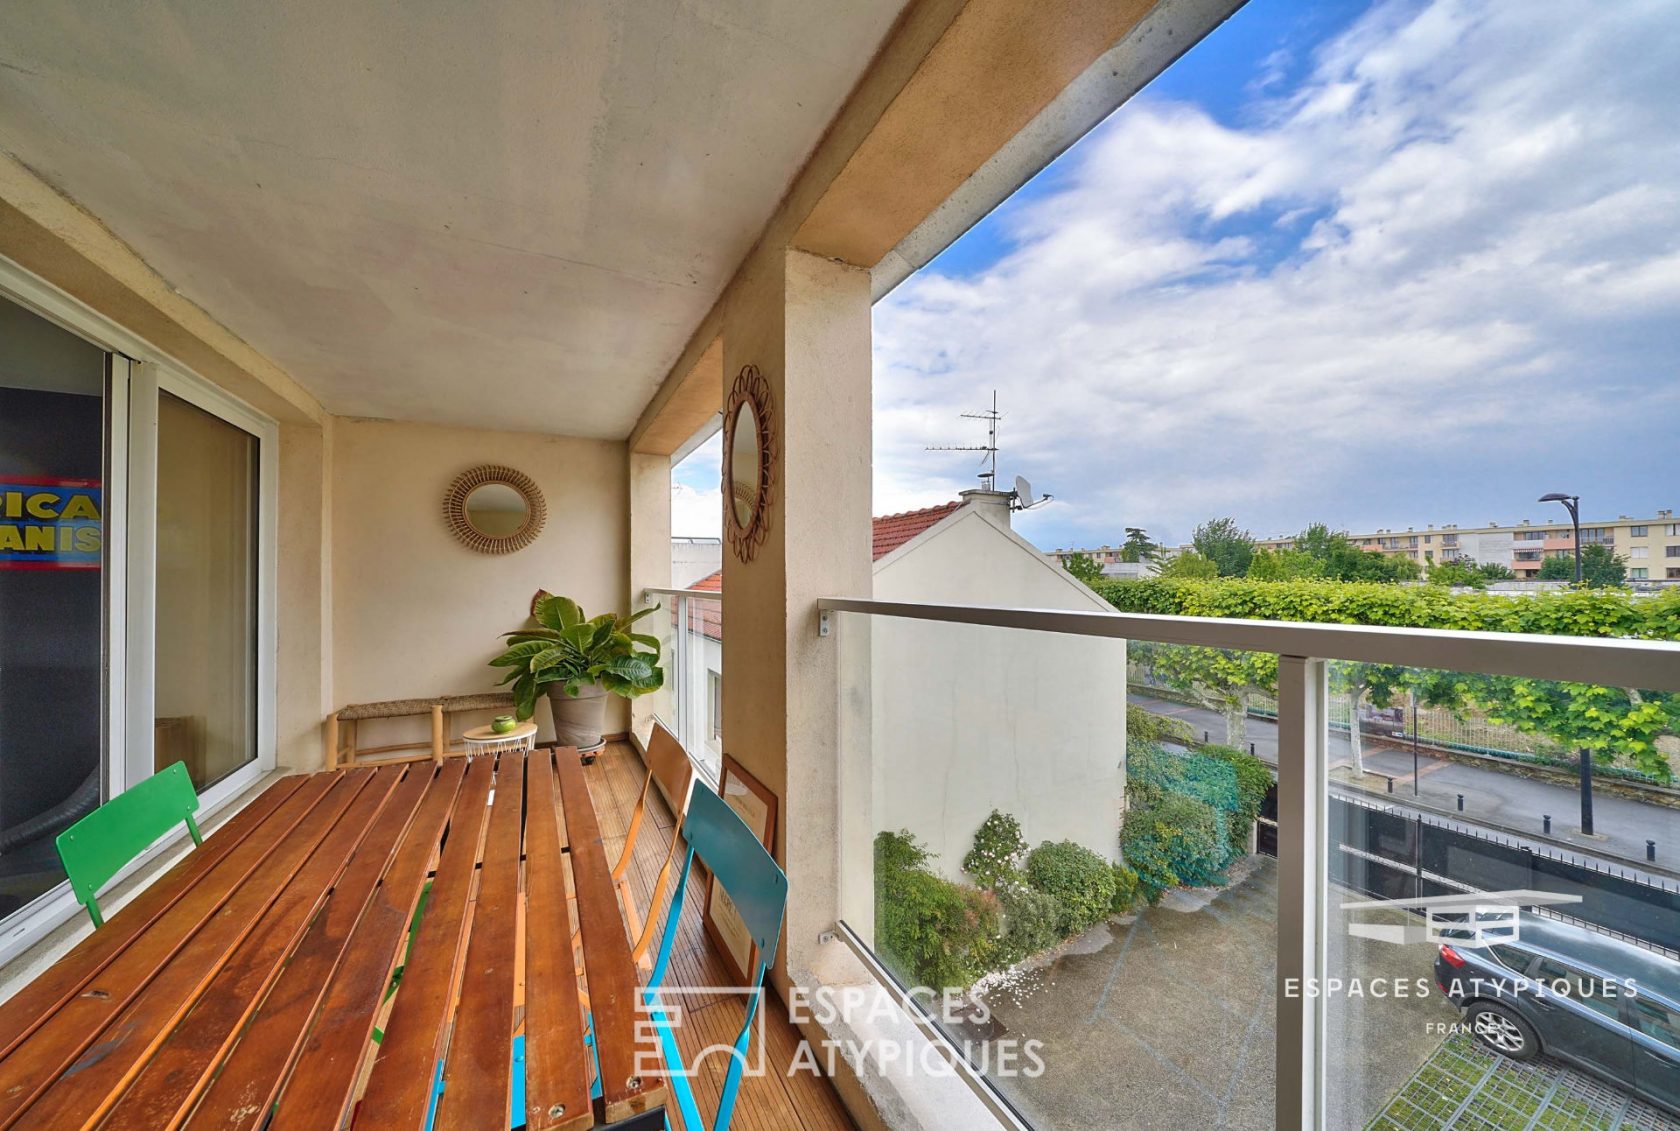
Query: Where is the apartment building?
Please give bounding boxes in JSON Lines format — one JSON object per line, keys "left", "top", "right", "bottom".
{"left": 1254, "top": 509, "right": 1680, "bottom": 580}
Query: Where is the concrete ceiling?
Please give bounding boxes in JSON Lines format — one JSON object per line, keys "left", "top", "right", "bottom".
{"left": 0, "top": 1, "right": 905, "bottom": 437}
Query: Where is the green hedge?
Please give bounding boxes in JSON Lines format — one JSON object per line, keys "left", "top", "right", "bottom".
{"left": 1201, "top": 743, "right": 1273, "bottom": 852}
{"left": 1095, "top": 577, "right": 1680, "bottom": 639}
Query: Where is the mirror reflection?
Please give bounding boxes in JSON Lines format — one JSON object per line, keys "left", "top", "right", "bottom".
{"left": 730, "top": 401, "right": 760, "bottom": 528}
{"left": 464, "top": 482, "right": 528, "bottom": 537}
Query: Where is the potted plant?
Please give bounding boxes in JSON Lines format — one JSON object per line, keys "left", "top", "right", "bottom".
{"left": 490, "top": 592, "right": 664, "bottom": 754}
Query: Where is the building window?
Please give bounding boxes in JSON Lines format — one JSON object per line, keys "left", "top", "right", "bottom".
{"left": 1670, "top": 568, "right": 1680, "bottom": 579}
{"left": 1667, "top": 545, "right": 1680, "bottom": 558}
{"left": 1668, "top": 524, "right": 1680, "bottom": 537}
{"left": 1632, "top": 568, "right": 1648, "bottom": 579}
{"left": 1630, "top": 525, "right": 1648, "bottom": 537}
{"left": 1631, "top": 546, "right": 1649, "bottom": 558}
{"left": 1514, "top": 551, "right": 1541, "bottom": 561}
{"left": 1515, "top": 530, "right": 1545, "bottom": 541}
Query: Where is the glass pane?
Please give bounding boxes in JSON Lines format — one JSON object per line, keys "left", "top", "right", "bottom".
{"left": 0, "top": 296, "right": 106, "bottom": 921}
{"left": 840, "top": 616, "right": 1276, "bottom": 1127}
{"left": 1325, "top": 660, "right": 1680, "bottom": 1129}
{"left": 154, "top": 391, "right": 257, "bottom": 789}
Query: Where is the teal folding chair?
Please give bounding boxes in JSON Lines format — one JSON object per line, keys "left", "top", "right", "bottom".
{"left": 644, "top": 781, "right": 787, "bottom": 1131}
{"left": 55, "top": 761, "right": 202, "bottom": 928}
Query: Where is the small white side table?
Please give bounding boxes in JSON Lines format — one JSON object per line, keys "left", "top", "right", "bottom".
{"left": 462, "top": 721, "right": 538, "bottom": 756}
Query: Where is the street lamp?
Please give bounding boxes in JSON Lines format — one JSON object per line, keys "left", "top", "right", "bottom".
{"left": 1538, "top": 492, "right": 1582, "bottom": 584}
{"left": 1538, "top": 491, "right": 1592, "bottom": 835}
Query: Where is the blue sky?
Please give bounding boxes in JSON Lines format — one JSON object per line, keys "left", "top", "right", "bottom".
{"left": 677, "top": 0, "right": 1680, "bottom": 550}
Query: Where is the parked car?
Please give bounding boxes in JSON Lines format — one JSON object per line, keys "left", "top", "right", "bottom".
{"left": 1434, "top": 915, "right": 1680, "bottom": 1117}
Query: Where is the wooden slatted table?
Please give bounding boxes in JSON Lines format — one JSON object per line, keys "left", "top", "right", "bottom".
{"left": 0, "top": 748, "right": 667, "bottom": 1130}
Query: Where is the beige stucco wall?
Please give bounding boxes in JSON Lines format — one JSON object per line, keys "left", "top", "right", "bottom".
{"left": 329, "top": 417, "right": 630, "bottom": 756}
{"left": 871, "top": 506, "right": 1127, "bottom": 878}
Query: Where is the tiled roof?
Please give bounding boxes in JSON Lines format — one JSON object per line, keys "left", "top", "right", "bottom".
{"left": 675, "top": 504, "right": 960, "bottom": 647}
{"left": 871, "top": 501, "right": 962, "bottom": 561}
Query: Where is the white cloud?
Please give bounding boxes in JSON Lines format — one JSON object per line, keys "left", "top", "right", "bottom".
{"left": 872, "top": 0, "right": 1680, "bottom": 545}
{"left": 671, "top": 430, "right": 722, "bottom": 538}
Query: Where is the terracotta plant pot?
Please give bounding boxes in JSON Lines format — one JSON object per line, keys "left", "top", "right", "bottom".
{"left": 546, "top": 681, "right": 608, "bottom": 754}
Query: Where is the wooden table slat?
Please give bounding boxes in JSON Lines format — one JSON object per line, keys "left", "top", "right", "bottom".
{"left": 108, "top": 763, "right": 427, "bottom": 1129}
{"left": 200, "top": 759, "right": 466, "bottom": 1131}
{"left": 521, "top": 750, "right": 593, "bottom": 1131}
{"left": 554, "top": 746, "right": 667, "bottom": 1124}
{"left": 435, "top": 752, "right": 526, "bottom": 1130}
{"left": 354, "top": 755, "right": 495, "bottom": 1128}
{"left": 0, "top": 774, "right": 307, "bottom": 1063}
{"left": 0, "top": 769, "right": 375, "bottom": 1128}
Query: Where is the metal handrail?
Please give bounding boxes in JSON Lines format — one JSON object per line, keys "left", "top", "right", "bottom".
{"left": 814, "top": 597, "right": 1680, "bottom": 690}
{"left": 643, "top": 586, "right": 724, "bottom": 601}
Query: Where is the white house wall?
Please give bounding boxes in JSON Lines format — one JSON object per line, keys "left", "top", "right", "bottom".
{"left": 870, "top": 508, "right": 1127, "bottom": 879}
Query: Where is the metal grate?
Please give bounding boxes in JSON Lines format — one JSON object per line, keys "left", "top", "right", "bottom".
{"left": 1369, "top": 1032, "right": 1680, "bottom": 1131}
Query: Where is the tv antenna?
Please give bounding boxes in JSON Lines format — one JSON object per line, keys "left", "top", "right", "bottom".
{"left": 925, "top": 392, "right": 1052, "bottom": 509}
{"left": 926, "top": 390, "right": 1002, "bottom": 491}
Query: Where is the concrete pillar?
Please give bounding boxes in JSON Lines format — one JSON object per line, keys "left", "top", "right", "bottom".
{"left": 627, "top": 450, "right": 672, "bottom": 748}
{"left": 722, "top": 247, "right": 872, "bottom": 991}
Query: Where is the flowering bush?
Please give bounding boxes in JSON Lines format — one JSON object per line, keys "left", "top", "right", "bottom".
{"left": 962, "top": 810, "right": 1028, "bottom": 890}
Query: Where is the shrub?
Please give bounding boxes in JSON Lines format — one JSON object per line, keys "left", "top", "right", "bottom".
{"left": 1024, "top": 840, "right": 1116, "bottom": 936}
{"left": 963, "top": 810, "right": 1028, "bottom": 891}
{"left": 1200, "top": 744, "right": 1272, "bottom": 853}
{"left": 1127, "top": 708, "right": 1196, "bottom": 748}
{"left": 993, "top": 883, "right": 1064, "bottom": 967}
{"left": 1121, "top": 794, "right": 1227, "bottom": 901}
{"left": 1110, "top": 862, "right": 1140, "bottom": 914}
{"left": 874, "top": 831, "right": 999, "bottom": 989}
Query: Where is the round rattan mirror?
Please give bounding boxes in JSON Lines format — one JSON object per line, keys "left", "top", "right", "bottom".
{"left": 723, "top": 364, "right": 775, "bottom": 563}
{"left": 443, "top": 465, "right": 546, "bottom": 553}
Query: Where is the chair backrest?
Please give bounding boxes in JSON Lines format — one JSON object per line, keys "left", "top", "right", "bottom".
{"left": 646, "top": 780, "right": 787, "bottom": 1131}
{"left": 680, "top": 782, "right": 786, "bottom": 967}
{"left": 644, "top": 720, "right": 696, "bottom": 816}
{"left": 56, "top": 762, "right": 202, "bottom": 927}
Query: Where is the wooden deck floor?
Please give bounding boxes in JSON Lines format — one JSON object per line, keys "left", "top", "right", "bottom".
{"left": 582, "top": 741, "right": 855, "bottom": 1131}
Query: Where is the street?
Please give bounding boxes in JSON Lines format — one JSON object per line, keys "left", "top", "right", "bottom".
{"left": 1130, "top": 693, "right": 1680, "bottom": 878}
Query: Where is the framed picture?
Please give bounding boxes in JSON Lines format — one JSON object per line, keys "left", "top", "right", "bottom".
{"left": 702, "top": 753, "right": 778, "bottom": 986}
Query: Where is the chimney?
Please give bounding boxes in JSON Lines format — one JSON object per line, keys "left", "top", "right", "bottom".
{"left": 959, "top": 488, "right": 1014, "bottom": 528}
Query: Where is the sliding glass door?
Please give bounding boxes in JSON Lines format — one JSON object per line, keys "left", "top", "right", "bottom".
{"left": 0, "top": 271, "right": 276, "bottom": 956}
{"left": 152, "top": 391, "right": 259, "bottom": 790}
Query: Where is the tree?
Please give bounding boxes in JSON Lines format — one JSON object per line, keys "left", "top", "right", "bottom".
{"left": 1330, "top": 662, "right": 1407, "bottom": 777}
{"left": 1156, "top": 550, "right": 1220, "bottom": 579}
{"left": 1479, "top": 562, "right": 1517, "bottom": 581}
{"left": 1133, "top": 641, "right": 1276, "bottom": 746}
{"left": 1427, "top": 558, "right": 1491, "bottom": 589}
{"left": 1119, "top": 527, "right": 1159, "bottom": 563}
{"left": 1062, "top": 552, "right": 1105, "bottom": 586}
{"left": 1192, "top": 517, "right": 1255, "bottom": 577}
{"left": 1538, "top": 544, "right": 1627, "bottom": 587}
{"left": 1292, "top": 522, "right": 1418, "bottom": 583}
{"left": 1247, "top": 548, "right": 1323, "bottom": 581}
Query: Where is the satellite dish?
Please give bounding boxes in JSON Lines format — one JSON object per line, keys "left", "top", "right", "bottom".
{"left": 1014, "top": 475, "right": 1033, "bottom": 505}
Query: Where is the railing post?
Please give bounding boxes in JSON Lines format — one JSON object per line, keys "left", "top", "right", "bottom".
{"left": 1276, "top": 655, "right": 1327, "bottom": 1131}
{"left": 674, "top": 592, "right": 689, "bottom": 752}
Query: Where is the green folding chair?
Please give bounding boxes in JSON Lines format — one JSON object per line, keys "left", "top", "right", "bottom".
{"left": 55, "top": 761, "right": 202, "bottom": 927}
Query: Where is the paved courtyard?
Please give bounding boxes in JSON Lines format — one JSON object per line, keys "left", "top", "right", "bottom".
{"left": 957, "top": 856, "right": 1675, "bottom": 1129}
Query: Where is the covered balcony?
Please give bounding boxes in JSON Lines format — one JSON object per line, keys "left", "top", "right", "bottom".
{"left": 2, "top": 2, "right": 1679, "bottom": 1129}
